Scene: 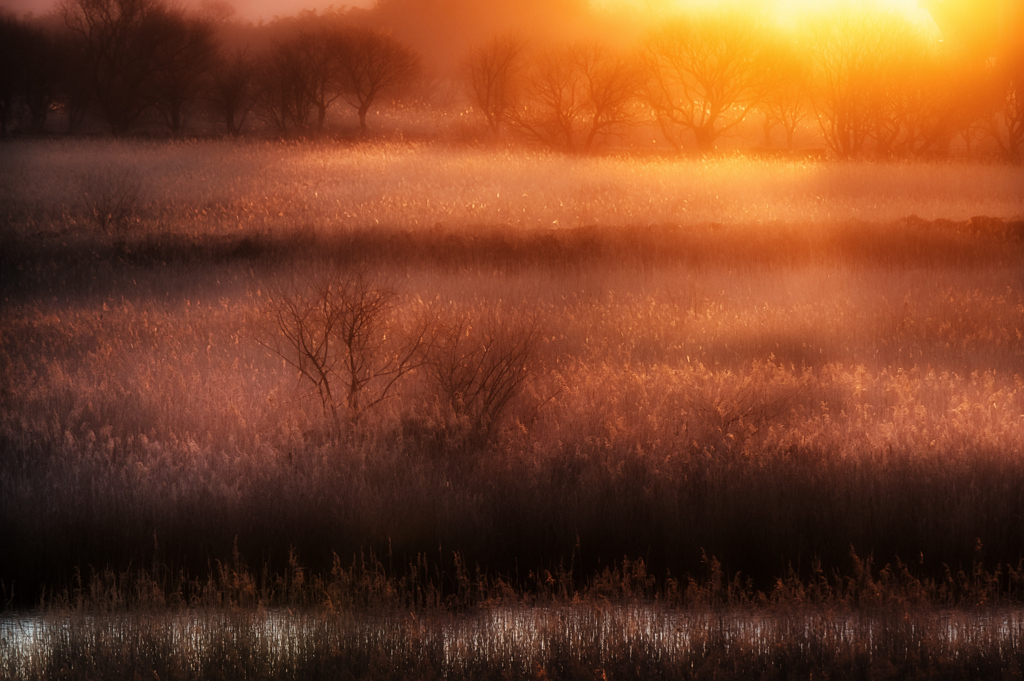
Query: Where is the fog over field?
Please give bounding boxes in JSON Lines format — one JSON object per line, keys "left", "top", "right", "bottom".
{"left": 3, "top": 0, "right": 1024, "bottom": 678}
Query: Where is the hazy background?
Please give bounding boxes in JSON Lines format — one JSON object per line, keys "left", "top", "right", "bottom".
{"left": 1, "top": 0, "right": 942, "bottom": 80}
{"left": 3, "top": 0, "right": 935, "bottom": 26}
{"left": 3, "top": 0, "right": 376, "bottom": 22}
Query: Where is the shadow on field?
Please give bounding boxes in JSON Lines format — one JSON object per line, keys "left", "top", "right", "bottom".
{"left": 4, "top": 215, "right": 1024, "bottom": 301}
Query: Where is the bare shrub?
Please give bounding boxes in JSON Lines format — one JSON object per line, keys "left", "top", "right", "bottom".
{"left": 683, "top": 361, "right": 810, "bottom": 454}
{"left": 422, "top": 306, "right": 544, "bottom": 450}
{"left": 259, "top": 264, "right": 427, "bottom": 438}
{"left": 81, "top": 164, "right": 145, "bottom": 246}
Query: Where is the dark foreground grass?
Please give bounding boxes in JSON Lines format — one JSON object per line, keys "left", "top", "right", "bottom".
{"left": 6, "top": 553, "right": 1024, "bottom": 680}
{"left": 7, "top": 606, "right": 1024, "bottom": 680}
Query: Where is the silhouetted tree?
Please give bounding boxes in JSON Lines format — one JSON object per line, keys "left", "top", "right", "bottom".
{"left": 921, "top": 0, "right": 1024, "bottom": 159}
{"left": 333, "top": 27, "right": 420, "bottom": 134}
{"left": 809, "top": 8, "right": 955, "bottom": 159}
{"left": 992, "top": 53, "right": 1024, "bottom": 161}
{"left": 61, "top": 0, "right": 165, "bottom": 132}
{"left": 863, "top": 19, "right": 954, "bottom": 157}
{"left": 148, "top": 9, "right": 216, "bottom": 134}
{"left": 255, "top": 38, "right": 315, "bottom": 133}
{"left": 209, "top": 49, "right": 256, "bottom": 136}
{"left": 20, "top": 25, "right": 67, "bottom": 133}
{"left": 463, "top": 33, "right": 526, "bottom": 138}
{"left": 757, "top": 32, "right": 809, "bottom": 149}
{"left": 301, "top": 29, "right": 345, "bottom": 131}
{"left": 643, "top": 11, "right": 771, "bottom": 153}
{"left": 806, "top": 8, "right": 888, "bottom": 158}
{"left": 512, "top": 42, "right": 638, "bottom": 154}
{"left": 58, "top": 36, "right": 93, "bottom": 133}
{"left": 0, "top": 15, "right": 25, "bottom": 135}
{"left": 0, "top": 15, "right": 67, "bottom": 135}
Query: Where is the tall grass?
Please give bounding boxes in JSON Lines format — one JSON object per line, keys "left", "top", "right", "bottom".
{"left": 2, "top": 140, "right": 1023, "bottom": 239}
{"left": 2, "top": 139, "right": 1024, "bottom": 609}
{"left": 10, "top": 605, "right": 1024, "bottom": 680}
{"left": 7, "top": 550, "right": 1024, "bottom": 680}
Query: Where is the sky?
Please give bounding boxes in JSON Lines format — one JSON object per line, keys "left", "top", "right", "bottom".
{"left": 4, "top": 0, "right": 935, "bottom": 26}
{"left": 2, "top": 0, "right": 374, "bottom": 22}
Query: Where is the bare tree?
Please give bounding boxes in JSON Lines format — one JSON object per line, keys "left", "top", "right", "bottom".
{"left": 148, "top": 9, "right": 216, "bottom": 134}
{"left": 0, "top": 15, "right": 18, "bottom": 135}
{"left": 302, "top": 30, "right": 345, "bottom": 131}
{"left": 920, "top": 0, "right": 1024, "bottom": 159}
{"left": 61, "top": 0, "right": 165, "bottom": 132}
{"left": 863, "top": 18, "right": 954, "bottom": 157}
{"left": 261, "top": 266, "right": 428, "bottom": 437}
{"left": 990, "top": 47, "right": 1024, "bottom": 161}
{"left": 805, "top": 9, "right": 877, "bottom": 158}
{"left": 254, "top": 38, "right": 315, "bottom": 134}
{"left": 463, "top": 33, "right": 526, "bottom": 139}
{"left": 947, "top": 60, "right": 998, "bottom": 155}
{"left": 332, "top": 27, "right": 420, "bottom": 134}
{"left": 20, "top": 25, "right": 66, "bottom": 134}
{"left": 512, "top": 42, "right": 639, "bottom": 154}
{"left": 757, "top": 32, "right": 809, "bottom": 149}
{"left": 0, "top": 16, "right": 66, "bottom": 135}
{"left": 209, "top": 49, "right": 256, "bottom": 137}
{"left": 805, "top": 8, "right": 930, "bottom": 158}
{"left": 0, "top": 16, "right": 65, "bottom": 134}
{"left": 643, "top": 11, "right": 771, "bottom": 153}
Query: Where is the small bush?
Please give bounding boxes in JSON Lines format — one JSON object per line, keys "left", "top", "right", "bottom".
{"left": 421, "top": 305, "right": 544, "bottom": 452}
{"left": 80, "top": 164, "right": 145, "bottom": 247}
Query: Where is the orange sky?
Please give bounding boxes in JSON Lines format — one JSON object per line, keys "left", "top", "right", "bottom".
{"left": 4, "top": 0, "right": 937, "bottom": 25}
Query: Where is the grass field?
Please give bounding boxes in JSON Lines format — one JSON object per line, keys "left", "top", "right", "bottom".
{"left": 2, "top": 138, "right": 1024, "bottom": 676}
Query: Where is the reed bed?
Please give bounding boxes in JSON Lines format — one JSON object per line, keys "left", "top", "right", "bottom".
{"left": 6, "top": 605, "right": 1024, "bottom": 680}
{"left": 7, "top": 551, "right": 1024, "bottom": 680}
{"left": 2, "top": 140, "right": 1023, "bottom": 238}
{"left": 2, "top": 140, "right": 1024, "bottom": 677}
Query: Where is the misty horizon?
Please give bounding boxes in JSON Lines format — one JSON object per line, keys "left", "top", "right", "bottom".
{"left": 3, "top": 0, "right": 936, "bottom": 27}
{"left": 2, "top": 0, "right": 375, "bottom": 22}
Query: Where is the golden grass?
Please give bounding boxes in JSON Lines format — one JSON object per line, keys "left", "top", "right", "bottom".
{"left": 3, "top": 139, "right": 1023, "bottom": 238}
{"left": 2, "top": 139, "right": 1024, "bottom": 610}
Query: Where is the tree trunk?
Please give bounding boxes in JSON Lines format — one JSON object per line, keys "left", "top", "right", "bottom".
{"left": 694, "top": 125, "right": 716, "bottom": 153}
{"left": 358, "top": 105, "right": 369, "bottom": 134}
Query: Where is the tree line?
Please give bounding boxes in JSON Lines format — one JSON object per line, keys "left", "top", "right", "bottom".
{"left": 1, "top": 0, "right": 1022, "bottom": 159}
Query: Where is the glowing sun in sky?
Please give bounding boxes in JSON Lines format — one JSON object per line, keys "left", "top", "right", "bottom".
{"left": 613, "top": 0, "right": 937, "bottom": 28}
